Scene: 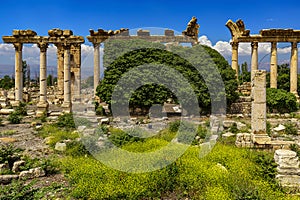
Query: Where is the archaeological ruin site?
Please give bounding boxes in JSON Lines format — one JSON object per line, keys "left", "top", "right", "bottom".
{"left": 1, "top": 17, "right": 300, "bottom": 198}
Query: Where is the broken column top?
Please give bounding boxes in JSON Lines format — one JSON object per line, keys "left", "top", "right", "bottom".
{"left": 12, "top": 30, "right": 37, "bottom": 37}
{"left": 48, "top": 28, "right": 73, "bottom": 37}
{"left": 89, "top": 28, "right": 129, "bottom": 37}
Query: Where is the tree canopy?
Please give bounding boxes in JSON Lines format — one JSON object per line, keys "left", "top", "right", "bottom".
{"left": 97, "top": 39, "right": 238, "bottom": 114}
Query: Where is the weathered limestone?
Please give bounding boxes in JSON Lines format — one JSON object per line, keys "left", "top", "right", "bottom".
{"left": 250, "top": 42, "right": 258, "bottom": 80}
{"left": 231, "top": 42, "right": 239, "bottom": 79}
{"left": 36, "top": 42, "right": 49, "bottom": 117}
{"left": 251, "top": 70, "right": 271, "bottom": 144}
{"left": 270, "top": 42, "right": 278, "bottom": 88}
{"left": 61, "top": 45, "right": 72, "bottom": 112}
{"left": 290, "top": 42, "right": 299, "bottom": 98}
{"left": 2, "top": 29, "right": 85, "bottom": 113}
{"left": 274, "top": 149, "right": 300, "bottom": 191}
{"left": 226, "top": 19, "right": 300, "bottom": 97}
{"left": 13, "top": 43, "right": 23, "bottom": 102}
{"left": 56, "top": 45, "right": 64, "bottom": 96}
{"left": 93, "top": 43, "right": 100, "bottom": 96}
{"left": 71, "top": 44, "right": 81, "bottom": 101}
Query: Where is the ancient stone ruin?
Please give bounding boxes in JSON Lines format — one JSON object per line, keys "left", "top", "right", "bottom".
{"left": 2, "top": 29, "right": 84, "bottom": 115}
{"left": 226, "top": 19, "right": 299, "bottom": 100}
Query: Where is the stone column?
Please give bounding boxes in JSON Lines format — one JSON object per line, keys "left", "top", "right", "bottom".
{"left": 93, "top": 43, "right": 100, "bottom": 96}
{"left": 36, "top": 43, "right": 49, "bottom": 116}
{"left": 61, "top": 44, "right": 72, "bottom": 112}
{"left": 251, "top": 70, "right": 271, "bottom": 145}
{"left": 71, "top": 44, "right": 81, "bottom": 101}
{"left": 270, "top": 42, "right": 278, "bottom": 89}
{"left": 290, "top": 42, "right": 299, "bottom": 98}
{"left": 251, "top": 42, "right": 258, "bottom": 81}
{"left": 231, "top": 42, "right": 239, "bottom": 79}
{"left": 13, "top": 43, "right": 23, "bottom": 103}
{"left": 56, "top": 45, "right": 64, "bottom": 97}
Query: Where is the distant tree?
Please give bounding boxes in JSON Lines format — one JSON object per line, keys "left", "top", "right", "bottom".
{"left": 47, "top": 74, "right": 53, "bottom": 86}
{"left": 266, "top": 63, "right": 300, "bottom": 96}
{"left": 22, "top": 60, "right": 28, "bottom": 86}
{"left": 239, "top": 62, "right": 251, "bottom": 83}
{"left": 0, "top": 75, "right": 14, "bottom": 90}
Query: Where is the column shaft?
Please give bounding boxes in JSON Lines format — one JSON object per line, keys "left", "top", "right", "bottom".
{"left": 38, "top": 43, "right": 48, "bottom": 103}
{"left": 14, "top": 43, "right": 23, "bottom": 102}
{"left": 290, "top": 42, "right": 298, "bottom": 97}
{"left": 231, "top": 42, "right": 239, "bottom": 79}
{"left": 251, "top": 42, "right": 258, "bottom": 80}
{"left": 56, "top": 46, "right": 64, "bottom": 96}
{"left": 62, "top": 45, "right": 72, "bottom": 112}
{"left": 270, "top": 42, "right": 278, "bottom": 88}
{"left": 93, "top": 43, "right": 100, "bottom": 96}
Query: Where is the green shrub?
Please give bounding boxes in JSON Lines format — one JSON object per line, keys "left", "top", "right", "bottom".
{"left": 15, "top": 102, "right": 27, "bottom": 116}
{"left": 108, "top": 128, "right": 145, "bottom": 147}
{"left": 8, "top": 112, "right": 22, "bottom": 124}
{"left": 168, "top": 120, "right": 180, "bottom": 132}
{"left": 284, "top": 122, "right": 298, "bottom": 135}
{"left": 0, "top": 144, "right": 22, "bottom": 169}
{"left": 228, "top": 122, "right": 238, "bottom": 134}
{"left": 56, "top": 113, "right": 75, "bottom": 129}
{"left": 267, "top": 88, "right": 298, "bottom": 113}
{"left": 266, "top": 121, "right": 272, "bottom": 136}
{"left": 66, "top": 140, "right": 90, "bottom": 157}
{"left": 290, "top": 144, "right": 300, "bottom": 157}
{"left": 38, "top": 125, "right": 79, "bottom": 148}
{"left": 95, "top": 105, "right": 106, "bottom": 116}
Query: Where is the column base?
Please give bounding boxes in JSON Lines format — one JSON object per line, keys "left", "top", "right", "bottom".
{"left": 251, "top": 133, "right": 271, "bottom": 145}
{"left": 36, "top": 101, "right": 49, "bottom": 117}
{"left": 61, "top": 101, "right": 72, "bottom": 113}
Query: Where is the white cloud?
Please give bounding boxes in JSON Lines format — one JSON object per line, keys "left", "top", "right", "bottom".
{"left": 198, "top": 35, "right": 212, "bottom": 47}
{"left": 198, "top": 35, "right": 295, "bottom": 62}
{"left": 0, "top": 43, "right": 14, "bottom": 55}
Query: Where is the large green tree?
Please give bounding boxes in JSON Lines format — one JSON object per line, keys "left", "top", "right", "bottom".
{"left": 97, "top": 40, "right": 238, "bottom": 114}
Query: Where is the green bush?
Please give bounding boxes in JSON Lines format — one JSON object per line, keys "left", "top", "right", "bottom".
{"left": 8, "top": 112, "right": 22, "bottom": 124}
{"left": 108, "top": 128, "right": 144, "bottom": 147}
{"left": 0, "top": 144, "right": 22, "bottom": 169}
{"left": 95, "top": 105, "right": 106, "bottom": 116}
{"left": 284, "top": 122, "right": 298, "bottom": 135}
{"left": 168, "top": 120, "right": 180, "bottom": 132}
{"left": 228, "top": 122, "right": 238, "bottom": 134}
{"left": 267, "top": 88, "right": 298, "bottom": 113}
{"left": 38, "top": 125, "right": 79, "bottom": 148}
{"left": 56, "top": 113, "right": 75, "bottom": 129}
{"left": 15, "top": 102, "right": 27, "bottom": 116}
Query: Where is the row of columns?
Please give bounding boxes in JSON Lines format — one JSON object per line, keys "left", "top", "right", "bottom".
{"left": 231, "top": 41, "right": 299, "bottom": 98}
{"left": 13, "top": 43, "right": 74, "bottom": 115}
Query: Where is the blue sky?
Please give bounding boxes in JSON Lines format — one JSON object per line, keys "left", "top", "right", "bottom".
{"left": 0, "top": 0, "right": 300, "bottom": 76}
{"left": 1, "top": 0, "right": 300, "bottom": 43}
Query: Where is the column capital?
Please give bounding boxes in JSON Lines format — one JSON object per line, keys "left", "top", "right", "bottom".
{"left": 291, "top": 42, "right": 298, "bottom": 49}
{"left": 93, "top": 43, "right": 101, "bottom": 48}
{"left": 251, "top": 41, "right": 258, "bottom": 49}
{"left": 38, "top": 43, "right": 48, "bottom": 52}
{"left": 71, "top": 43, "right": 81, "bottom": 49}
{"left": 62, "top": 44, "right": 71, "bottom": 50}
{"left": 13, "top": 43, "right": 23, "bottom": 51}
{"left": 271, "top": 42, "right": 277, "bottom": 49}
{"left": 230, "top": 42, "right": 239, "bottom": 49}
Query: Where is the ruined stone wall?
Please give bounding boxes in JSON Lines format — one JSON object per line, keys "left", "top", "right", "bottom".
{"left": 274, "top": 150, "right": 300, "bottom": 192}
